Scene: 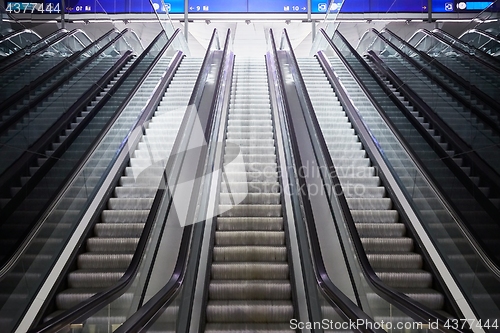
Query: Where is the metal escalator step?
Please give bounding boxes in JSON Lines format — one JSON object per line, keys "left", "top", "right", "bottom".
{"left": 206, "top": 300, "right": 293, "bottom": 323}
{"left": 335, "top": 166, "right": 376, "bottom": 177}
{"left": 329, "top": 150, "right": 366, "bottom": 159}
{"left": 225, "top": 155, "right": 276, "bottom": 164}
{"left": 86, "top": 237, "right": 139, "bottom": 252}
{"left": 77, "top": 253, "right": 133, "bottom": 269}
{"left": 208, "top": 280, "right": 291, "bottom": 300}
{"left": 67, "top": 269, "right": 124, "bottom": 288}
{"left": 216, "top": 217, "right": 284, "bottom": 231}
{"left": 361, "top": 237, "right": 413, "bottom": 253}
{"left": 205, "top": 59, "right": 293, "bottom": 329}
{"left": 375, "top": 270, "right": 433, "bottom": 288}
{"left": 211, "top": 263, "right": 289, "bottom": 280}
{"left": 228, "top": 114, "right": 272, "bottom": 121}
{"left": 399, "top": 289, "right": 445, "bottom": 310}
{"left": 331, "top": 158, "right": 371, "bottom": 167}
{"left": 218, "top": 205, "right": 282, "bottom": 217}
{"left": 225, "top": 146, "right": 275, "bottom": 155}
{"left": 226, "top": 125, "right": 273, "bottom": 133}
{"left": 339, "top": 177, "right": 380, "bottom": 187}
{"left": 215, "top": 231, "right": 285, "bottom": 246}
{"left": 123, "top": 166, "right": 165, "bottom": 178}
{"left": 350, "top": 210, "right": 399, "bottom": 223}
{"left": 222, "top": 171, "right": 277, "bottom": 182}
{"left": 222, "top": 161, "right": 277, "bottom": 172}
{"left": 213, "top": 246, "right": 287, "bottom": 261}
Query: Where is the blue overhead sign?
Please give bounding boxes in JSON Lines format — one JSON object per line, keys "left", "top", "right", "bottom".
{"left": 187, "top": 0, "right": 307, "bottom": 12}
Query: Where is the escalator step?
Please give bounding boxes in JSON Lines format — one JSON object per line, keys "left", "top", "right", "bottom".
{"left": 367, "top": 253, "right": 422, "bottom": 269}
{"left": 215, "top": 231, "right": 285, "bottom": 246}
{"left": 67, "top": 270, "right": 124, "bottom": 288}
{"left": 218, "top": 205, "right": 282, "bottom": 217}
{"left": 208, "top": 280, "right": 291, "bottom": 300}
{"left": 216, "top": 217, "right": 284, "bottom": 231}
{"left": 211, "top": 263, "right": 289, "bottom": 280}
{"left": 213, "top": 246, "right": 287, "bottom": 261}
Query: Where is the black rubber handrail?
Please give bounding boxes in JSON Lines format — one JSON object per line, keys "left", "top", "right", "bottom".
{"left": 0, "top": 28, "right": 117, "bottom": 114}
{"left": 0, "top": 28, "right": 40, "bottom": 43}
{"left": 382, "top": 28, "right": 500, "bottom": 128}
{"left": 417, "top": 28, "right": 500, "bottom": 76}
{"left": 271, "top": 29, "right": 384, "bottom": 332}
{"left": 28, "top": 28, "right": 185, "bottom": 333}
{"left": 0, "top": 51, "right": 133, "bottom": 227}
{"left": 110, "top": 29, "right": 229, "bottom": 333}
{"left": 0, "top": 28, "right": 80, "bottom": 74}
{"left": 324, "top": 28, "right": 500, "bottom": 277}
{"left": 367, "top": 51, "right": 500, "bottom": 219}
{"left": 0, "top": 28, "right": 61, "bottom": 68}
{"left": 317, "top": 28, "right": 469, "bottom": 332}
{"left": 433, "top": 28, "right": 500, "bottom": 68}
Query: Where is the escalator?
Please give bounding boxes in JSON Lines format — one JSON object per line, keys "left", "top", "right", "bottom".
{"left": 203, "top": 58, "right": 294, "bottom": 332}
{"left": 296, "top": 57, "right": 449, "bottom": 319}
{"left": 43, "top": 56, "right": 202, "bottom": 324}
{"left": 408, "top": 29, "right": 500, "bottom": 103}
